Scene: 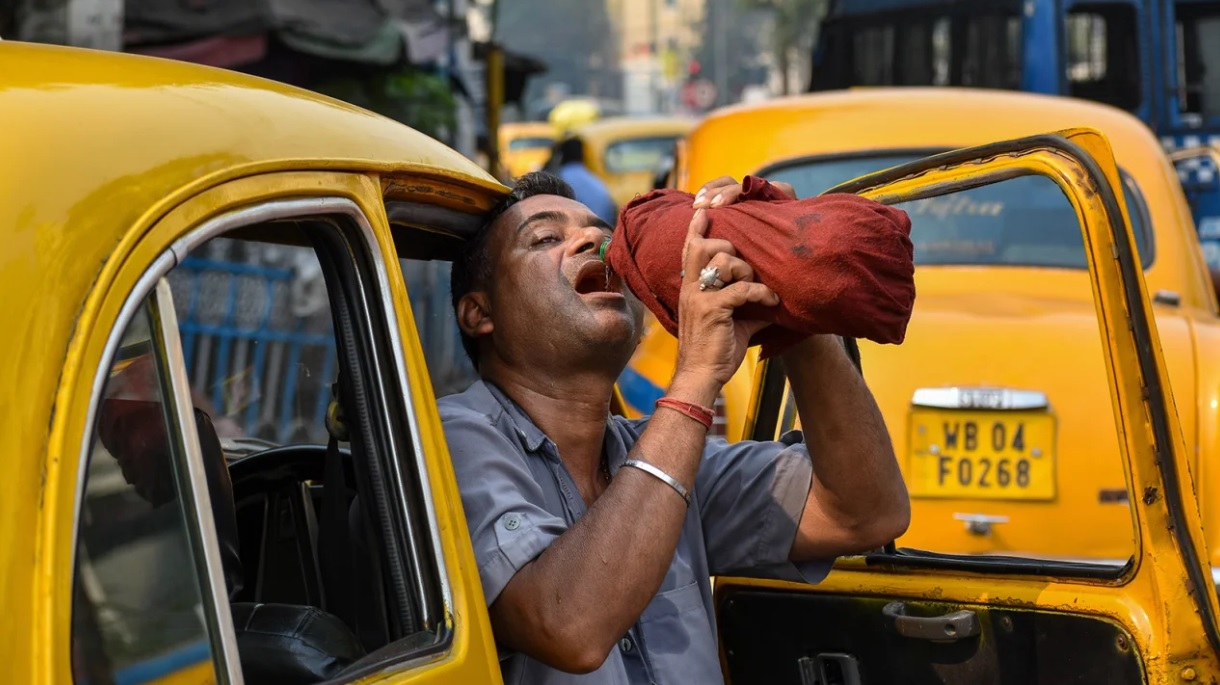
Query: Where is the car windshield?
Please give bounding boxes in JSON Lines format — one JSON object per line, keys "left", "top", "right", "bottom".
{"left": 764, "top": 153, "right": 1153, "bottom": 269}
{"left": 509, "top": 136, "right": 554, "bottom": 150}
{"left": 604, "top": 136, "right": 681, "bottom": 174}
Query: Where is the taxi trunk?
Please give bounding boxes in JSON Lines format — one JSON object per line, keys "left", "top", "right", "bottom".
{"left": 862, "top": 267, "right": 1196, "bottom": 560}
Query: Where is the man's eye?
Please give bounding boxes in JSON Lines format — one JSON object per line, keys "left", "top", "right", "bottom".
{"left": 533, "top": 234, "right": 560, "bottom": 246}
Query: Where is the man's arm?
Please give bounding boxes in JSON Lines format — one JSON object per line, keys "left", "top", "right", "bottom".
{"left": 487, "top": 372, "right": 714, "bottom": 672}
{"left": 691, "top": 175, "right": 910, "bottom": 560}
{"left": 782, "top": 335, "right": 910, "bottom": 560}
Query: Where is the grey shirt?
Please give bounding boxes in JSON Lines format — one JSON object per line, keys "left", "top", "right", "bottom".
{"left": 439, "top": 380, "right": 830, "bottom": 685}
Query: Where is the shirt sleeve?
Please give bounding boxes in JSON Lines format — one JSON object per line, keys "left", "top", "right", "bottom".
{"left": 694, "top": 429, "right": 832, "bottom": 584}
{"left": 440, "top": 403, "right": 568, "bottom": 606}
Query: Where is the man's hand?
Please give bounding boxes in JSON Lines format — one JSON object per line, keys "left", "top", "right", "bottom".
{"left": 691, "top": 177, "right": 909, "bottom": 557}
{"left": 675, "top": 206, "right": 778, "bottom": 389}
{"left": 692, "top": 175, "right": 797, "bottom": 208}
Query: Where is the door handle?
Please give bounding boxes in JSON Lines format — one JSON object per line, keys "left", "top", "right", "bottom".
{"left": 882, "top": 601, "right": 980, "bottom": 641}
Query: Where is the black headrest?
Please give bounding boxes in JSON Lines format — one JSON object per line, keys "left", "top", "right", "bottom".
{"left": 231, "top": 603, "right": 366, "bottom": 684}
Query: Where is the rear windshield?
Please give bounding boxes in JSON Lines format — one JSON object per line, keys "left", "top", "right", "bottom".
{"left": 508, "top": 137, "right": 554, "bottom": 150}
{"left": 604, "top": 136, "right": 681, "bottom": 174}
{"left": 763, "top": 153, "right": 1153, "bottom": 269}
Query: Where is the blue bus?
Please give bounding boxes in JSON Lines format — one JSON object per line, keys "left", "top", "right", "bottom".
{"left": 809, "top": 0, "right": 1220, "bottom": 267}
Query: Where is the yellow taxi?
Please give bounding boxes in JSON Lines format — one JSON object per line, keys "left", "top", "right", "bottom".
{"left": 548, "top": 116, "right": 695, "bottom": 209}
{"left": 10, "top": 40, "right": 1220, "bottom": 683}
{"left": 625, "top": 89, "right": 1220, "bottom": 567}
{"left": 497, "top": 121, "right": 555, "bottom": 180}
{"left": 5, "top": 40, "right": 506, "bottom": 684}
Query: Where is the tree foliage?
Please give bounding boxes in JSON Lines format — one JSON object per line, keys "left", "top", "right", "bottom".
{"left": 740, "top": 0, "right": 827, "bottom": 93}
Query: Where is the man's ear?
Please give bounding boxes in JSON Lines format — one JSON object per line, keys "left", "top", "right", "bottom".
{"left": 457, "top": 291, "right": 494, "bottom": 341}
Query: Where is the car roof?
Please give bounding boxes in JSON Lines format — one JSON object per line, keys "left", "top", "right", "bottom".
{"left": 0, "top": 43, "right": 506, "bottom": 525}
{"left": 1, "top": 41, "right": 503, "bottom": 254}
{"left": 680, "top": 86, "right": 1206, "bottom": 330}
{"left": 683, "top": 87, "right": 1172, "bottom": 188}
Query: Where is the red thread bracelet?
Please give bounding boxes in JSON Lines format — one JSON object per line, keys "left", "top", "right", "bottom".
{"left": 655, "top": 397, "right": 715, "bottom": 430}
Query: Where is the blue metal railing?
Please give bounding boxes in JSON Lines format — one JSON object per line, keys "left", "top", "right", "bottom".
{"left": 171, "top": 256, "right": 336, "bottom": 444}
{"left": 170, "top": 254, "right": 476, "bottom": 444}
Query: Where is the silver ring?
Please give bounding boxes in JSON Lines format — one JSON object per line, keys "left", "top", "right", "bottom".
{"left": 699, "top": 266, "right": 724, "bottom": 291}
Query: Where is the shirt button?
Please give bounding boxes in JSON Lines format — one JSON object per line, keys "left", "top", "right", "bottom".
{"left": 504, "top": 514, "right": 521, "bottom": 531}
{"left": 619, "top": 637, "right": 633, "bottom": 653}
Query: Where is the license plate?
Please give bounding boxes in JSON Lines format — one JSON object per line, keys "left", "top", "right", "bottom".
{"left": 907, "top": 410, "right": 1056, "bottom": 500}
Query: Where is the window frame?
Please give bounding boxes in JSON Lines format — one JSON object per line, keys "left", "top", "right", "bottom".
{"left": 71, "top": 277, "right": 243, "bottom": 683}
{"left": 755, "top": 147, "right": 1158, "bottom": 269}
{"left": 72, "top": 196, "right": 457, "bottom": 680}
{"left": 601, "top": 135, "right": 685, "bottom": 175}
{"left": 1064, "top": 2, "right": 1144, "bottom": 112}
{"left": 1169, "top": 0, "right": 1220, "bottom": 124}
{"left": 812, "top": 3, "right": 1024, "bottom": 91}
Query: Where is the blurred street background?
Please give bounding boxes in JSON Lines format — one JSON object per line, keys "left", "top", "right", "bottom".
{"left": 0, "top": 0, "right": 824, "bottom": 167}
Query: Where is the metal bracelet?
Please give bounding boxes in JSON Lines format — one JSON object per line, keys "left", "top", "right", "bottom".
{"left": 622, "top": 458, "right": 692, "bottom": 506}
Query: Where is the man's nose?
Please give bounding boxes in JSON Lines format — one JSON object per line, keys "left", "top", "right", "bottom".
{"left": 568, "top": 226, "right": 606, "bottom": 257}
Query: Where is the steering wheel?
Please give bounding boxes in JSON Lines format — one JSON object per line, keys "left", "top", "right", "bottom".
{"left": 229, "top": 444, "right": 354, "bottom": 498}
{"left": 228, "top": 445, "right": 355, "bottom": 607}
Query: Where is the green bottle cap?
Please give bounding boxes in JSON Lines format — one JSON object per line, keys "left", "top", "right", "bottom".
{"left": 598, "top": 238, "right": 611, "bottom": 261}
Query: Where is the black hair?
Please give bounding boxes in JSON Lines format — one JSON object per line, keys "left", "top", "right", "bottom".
{"left": 557, "top": 136, "right": 585, "bottom": 165}
{"left": 451, "top": 171, "right": 577, "bottom": 369}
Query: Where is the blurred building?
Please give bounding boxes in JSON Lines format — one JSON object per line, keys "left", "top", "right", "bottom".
{"left": 3, "top": 0, "right": 530, "bottom": 160}
{"left": 608, "top": 0, "right": 705, "bottom": 115}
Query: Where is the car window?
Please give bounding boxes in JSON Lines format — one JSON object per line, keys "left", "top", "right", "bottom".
{"left": 603, "top": 135, "right": 681, "bottom": 174}
{"left": 72, "top": 298, "right": 219, "bottom": 684}
{"left": 763, "top": 152, "right": 1154, "bottom": 268}
{"left": 768, "top": 169, "right": 1139, "bottom": 569}
{"left": 74, "top": 201, "right": 455, "bottom": 683}
{"left": 167, "top": 211, "right": 447, "bottom": 672}
{"left": 509, "top": 136, "right": 554, "bottom": 150}
{"left": 167, "top": 238, "right": 336, "bottom": 448}
{"left": 401, "top": 258, "right": 478, "bottom": 399}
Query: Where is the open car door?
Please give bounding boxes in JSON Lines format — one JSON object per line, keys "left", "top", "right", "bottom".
{"left": 715, "top": 129, "right": 1220, "bottom": 683}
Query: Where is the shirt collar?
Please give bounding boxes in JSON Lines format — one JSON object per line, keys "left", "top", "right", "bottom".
{"left": 481, "top": 380, "right": 554, "bottom": 455}
{"left": 479, "top": 380, "right": 629, "bottom": 465}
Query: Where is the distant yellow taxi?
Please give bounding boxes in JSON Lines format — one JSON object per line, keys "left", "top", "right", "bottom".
{"left": 550, "top": 116, "right": 695, "bottom": 209}
{"left": 624, "top": 88, "right": 1220, "bottom": 571}
{"left": 11, "top": 40, "right": 1220, "bottom": 683}
{"left": 498, "top": 121, "right": 555, "bottom": 180}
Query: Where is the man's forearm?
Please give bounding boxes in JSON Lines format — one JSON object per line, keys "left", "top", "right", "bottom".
{"left": 782, "top": 336, "right": 909, "bottom": 558}
{"left": 491, "top": 373, "right": 717, "bottom": 670}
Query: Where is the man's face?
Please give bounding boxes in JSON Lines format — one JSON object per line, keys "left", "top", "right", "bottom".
{"left": 480, "top": 194, "right": 645, "bottom": 369}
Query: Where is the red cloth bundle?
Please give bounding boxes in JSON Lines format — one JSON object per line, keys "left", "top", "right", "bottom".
{"left": 605, "top": 176, "right": 916, "bottom": 358}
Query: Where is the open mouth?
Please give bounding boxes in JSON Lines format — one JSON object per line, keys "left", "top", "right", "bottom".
{"left": 573, "top": 260, "right": 622, "bottom": 295}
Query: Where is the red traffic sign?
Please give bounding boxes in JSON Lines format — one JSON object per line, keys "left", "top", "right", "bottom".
{"left": 682, "top": 79, "right": 717, "bottom": 109}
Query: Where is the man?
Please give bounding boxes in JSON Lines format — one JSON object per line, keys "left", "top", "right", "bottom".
{"left": 552, "top": 136, "right": 618, "bottom": 225}
{"left": 441, "top": 171, "right": 910, "bottom": 683}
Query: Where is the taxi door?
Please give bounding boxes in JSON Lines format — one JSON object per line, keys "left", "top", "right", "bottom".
{"left": 715, "top": 129, "right": 1220, "bottom": 683}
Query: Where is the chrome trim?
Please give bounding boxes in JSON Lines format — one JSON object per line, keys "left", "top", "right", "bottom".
{"left": 911, "top": 387, "right": 1049, "bottom": 411}
{"left": 167, "top": 197, "right": 357, "bottom": 259}
{"left": 346, "top": 207, "right": 454, "bottom": 631}
{"left": 153, "top": 279, "right": 245, "bottom": 683}
{"left": 1152, "top": 290, "right": 1182, "bottom": 307}
{"left": 953, "top": 512, "right": 1010, "bottom": 537}
{"left": 71, "top": 250, "right": 177, "bottom": 599}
